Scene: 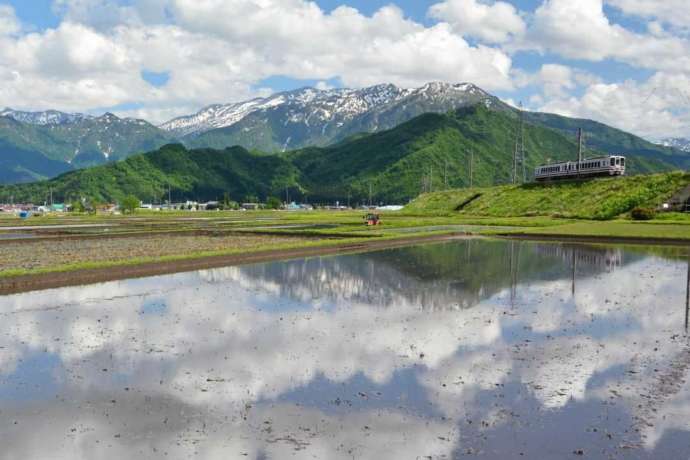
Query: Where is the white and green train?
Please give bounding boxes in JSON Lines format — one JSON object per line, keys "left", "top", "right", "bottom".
{"left": 535, "top": 155, "right": 626, "bottom": 182}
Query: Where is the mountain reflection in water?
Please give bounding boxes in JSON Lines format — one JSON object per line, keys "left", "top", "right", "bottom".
{"left": 0, "top": 240, "right": 688, "bottom": 459}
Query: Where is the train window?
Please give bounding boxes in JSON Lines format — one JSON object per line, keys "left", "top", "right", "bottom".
{"left": 621, "top": 158, "right": 625, "bottom": 166}
{"left": 610, "top": 158, "right": 615, "bottom": 166}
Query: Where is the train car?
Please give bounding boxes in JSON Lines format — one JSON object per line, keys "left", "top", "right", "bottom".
{"left": 534, "top": 155, "right": 626, "bottom": 182}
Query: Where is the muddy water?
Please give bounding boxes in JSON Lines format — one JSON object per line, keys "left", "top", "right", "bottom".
{"left": 0, "top": 240, "right": 689, "bottom": 459}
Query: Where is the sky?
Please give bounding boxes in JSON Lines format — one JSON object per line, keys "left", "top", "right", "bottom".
{"left": 0, "top": 0, "right": 689, "bottom": 141}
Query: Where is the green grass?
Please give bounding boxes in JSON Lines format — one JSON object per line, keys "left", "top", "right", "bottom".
{"left": 405, "top": 172, "right": 690, "bottom": 220}
{"left": 504, "top": 221, "right": 690, "bottom": 241}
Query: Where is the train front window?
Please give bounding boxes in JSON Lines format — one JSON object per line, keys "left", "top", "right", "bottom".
{"left": 611, "top": 158, "right": 615, "bottom": 166}
{"left": 620, "top": 158, "right": 625, "bottom": 166}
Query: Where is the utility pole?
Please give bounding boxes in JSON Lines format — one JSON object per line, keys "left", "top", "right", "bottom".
{"left": 168, "top": 183, "right": 172, "bottom": 206}
{"left": 520, "top": 103, "right": 526, "bottom": 183}
{"left": 577, "top": 128, "right": 584, "bottom": 178}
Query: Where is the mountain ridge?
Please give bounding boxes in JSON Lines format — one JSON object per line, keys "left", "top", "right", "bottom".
{"left": 1, "top": 104, "right": 680, "bottom": 205}
{"left": 1, "top": 82, "right": 688, "bottom": 185}
{"left": 661, "top": 137, "right": 690, "bottom": 153}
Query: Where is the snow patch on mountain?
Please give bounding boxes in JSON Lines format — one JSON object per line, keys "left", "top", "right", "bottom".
{"left": 159, "top": 82, "right": 492, "bottom": 137}
{"left": 660, "top": 137, "right": 690, "bottom": 152}
{"left": 0, "top": 108, "right": 92, "bottom": 125}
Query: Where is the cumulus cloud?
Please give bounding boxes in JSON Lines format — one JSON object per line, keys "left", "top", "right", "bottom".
{"left": 537, "top": 72, "right": 690, "bottom": 139}
{"left": 606, "top": 0, "right": 690, "bottom": 32}
{"left": 526, "top": 0, "right": 690, "bottom": 72}
{"left": 0, "top": 0, "right": 513, "bottom": 121}
{"left": 517, "top": 64, "right": 602, "bottom": 99}
{"left": 1, "top": 0, "right": 689, "bottom": 137}
{"left": 428, "top": 0, "right": 526, "bottom": 44}
{"left": 0, "top": 4, "right": 20, "bottom": 36}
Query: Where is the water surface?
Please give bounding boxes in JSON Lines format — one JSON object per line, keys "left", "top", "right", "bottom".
{"left": 0, "top": 239, "right": 689, "bottom": 459}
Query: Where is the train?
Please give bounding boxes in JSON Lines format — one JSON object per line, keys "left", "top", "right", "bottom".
{"left": 534, "top": 155, "right": 626, "bottom": 182}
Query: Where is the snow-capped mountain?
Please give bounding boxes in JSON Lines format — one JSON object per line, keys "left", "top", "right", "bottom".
{"left": 0, "top": 108, "right": 93, "bottom": 125}
{"left": 660, "top": 137, "right": 690, "bottom": 152}
{"left": 0, "top": 110, "right": 172, "bottom": 183}
{"left": 160, "top": 82, "right": 503, "bottom": 152}
{"left": 160, "top": 83, "right": 412, "bottom": 137}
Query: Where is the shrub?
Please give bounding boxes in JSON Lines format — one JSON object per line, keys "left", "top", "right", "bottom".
{"left": 70, "top": 200, "right": 85, "bottom": 213}
{"left": 265, "top": 196, "right": 282, "bottom": 209}
{"left": 120, "top": 195, "right": 140, "bottom": 214}
{"left": 631, "top": 207, "right": 656, "bottom": 221}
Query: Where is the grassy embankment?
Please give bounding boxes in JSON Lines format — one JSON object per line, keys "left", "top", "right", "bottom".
{"left": 405, "top": 172, "right": 690, "bottom": 241}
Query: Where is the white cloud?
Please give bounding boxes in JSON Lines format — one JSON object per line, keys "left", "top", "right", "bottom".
{"left": 606, "top": 0, "right": 690, "bottom": 32}
{"left": 0, "top": 4, "right": 20, "bottom": 36}
{"left": 1, "top": 0, "right": 689, "bottom": 136}
{"left": 515, "top": 64, "right": 601, "bottom": 100}
{"left": 526, "top": 0, "right": 690, "bottom": 72}
{"left": 428, "top": 0, "right": 526, "bottom": 44}
{"left": 0, "top": 0, "right": 514, "bottom": 121}
{"left": 537, "top": 72, "right": 690, "bottom": 139}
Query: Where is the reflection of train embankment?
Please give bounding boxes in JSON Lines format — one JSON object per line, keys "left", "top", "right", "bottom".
{"left": 533, "top": 243, "right": 623, "bottom": 272}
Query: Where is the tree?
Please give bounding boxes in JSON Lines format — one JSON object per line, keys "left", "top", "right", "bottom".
{"left": 120, "top": 195, "right": 140, "bottom": 214}
{"left": 87, "top": 197, "right": 102, "bottom": 214}
{"left": 265, "top": 196, "right": 282, "bottom": 209}
{"left": 70, "top": 200, "right": 85, "bottom": 213}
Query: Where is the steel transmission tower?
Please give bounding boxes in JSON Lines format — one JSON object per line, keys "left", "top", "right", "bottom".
{"left": 512, "top": 102, "right": 526, "bottom": 184}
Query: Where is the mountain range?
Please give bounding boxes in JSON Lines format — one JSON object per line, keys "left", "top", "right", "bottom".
{"left": 1, "top": 104, "right": 679, "bottom": 205}
{"left": 661, "top": 137, "right": 690, "bottom": 153}
{"left": 1, "top": 82, "right": 688, "bottom": 186}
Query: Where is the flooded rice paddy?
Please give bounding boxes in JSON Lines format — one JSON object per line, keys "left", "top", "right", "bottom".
{"left": 0, "top": 239, "right": 689, "bottom": 459}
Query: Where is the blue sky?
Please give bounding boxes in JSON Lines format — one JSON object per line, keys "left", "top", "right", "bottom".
{"left": 0, "top": 0, "right": 688, "bottom": 139}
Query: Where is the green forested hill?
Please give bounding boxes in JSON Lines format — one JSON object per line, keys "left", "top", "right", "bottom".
{"left": 0, "top": 104, "right": 682, "bottom": 205}
{"left": 289, "top": 104, "right": 674, "bottom": 203}
{"left": 0, "top": 144, "right": 301, "bottom": 203}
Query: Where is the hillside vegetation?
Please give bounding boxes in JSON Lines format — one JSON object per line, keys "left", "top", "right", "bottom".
{"left": 0, "top": 144, "right": 301, "bottom": 203}
{"left": 290, "top": 104, "right": 673, "bottom": 203}
{"left": 1, "top": 105, "right": 686, "bottom": 205}
{"left": 405, "top": 171, "right": 690, "bottom": 219}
